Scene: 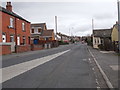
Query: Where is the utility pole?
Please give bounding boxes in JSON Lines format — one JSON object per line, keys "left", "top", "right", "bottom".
{"left": 92, "top": 19, "right": 94, "bottom": 33}
{"left": 92, "top": 18, "right": 94, "bottom": 46}
{"left": 117, "top": 0, "right": 120, "bottom": 53}
{"left": 55, "top": 16, "right": 57, "bottom": 40}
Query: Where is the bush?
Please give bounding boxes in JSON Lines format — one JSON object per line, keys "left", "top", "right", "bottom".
{"left": 98, "top": 44, "right": 104, "bottom": 50}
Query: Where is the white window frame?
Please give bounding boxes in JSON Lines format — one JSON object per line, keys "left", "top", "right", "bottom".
{"left": 10, "top": 35, "right": 14, "bottom": 42}
{"left": 22, "top": 22, "right": 25, "bottom": 31}
{"left": 10, "top": 18, "right": 14, "bottom": 28}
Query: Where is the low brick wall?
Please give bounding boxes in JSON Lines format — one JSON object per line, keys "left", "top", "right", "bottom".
{"left": 0, "top": 43, "right": 11, "bottom": 55}
{"left": 31, "top": 44, "right": 44, "bottom": 51}
{"left": 16, "top": 45, "right": 31, "bottom": 53}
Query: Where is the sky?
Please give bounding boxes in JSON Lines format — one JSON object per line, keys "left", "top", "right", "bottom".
{"left": 1, "top": 0, "right": 118, "bottom": 36}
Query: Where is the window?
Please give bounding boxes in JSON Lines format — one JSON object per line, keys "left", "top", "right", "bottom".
{"left": 31, "top": 29, "right": 34, "bottom": 33}
{"left": 10, "top": 18, "right": 14, "bottom": 28}
{"left": 23, "top": 36, "right": 26, "bottom": 45}
{"left": 2, "top": 33, "right": 6, "bottom": 42}
{"left": 101, "top": 39, "right": 103, "bottom": 44}
{"left": 45, "top": 37, "right": 49, "bottom": 41}
{"left": 22, "top": 23, "right": 25, "bottom": 31}
{"left": 38, "top": 28, "right": 42, "bottom": 33}
{"left": 98, "top": 39, "right": 99, "bottom": 44}
{"left": 10, "top": 35, "right": 14, "bottom": 42}
{"left": 94, "top": 38, "right": 96, "bottom": 44}
{"left": 28, "top": 37, "right": 30, "bottom": 44}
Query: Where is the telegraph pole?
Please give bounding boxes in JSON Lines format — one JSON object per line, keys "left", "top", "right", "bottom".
{"left": 117, "top": 0, "right": 120, "bottom": 53}
{"left": 92, "top": 19, "right": 94, "bottom": 33}
{"left": 55, "top": 16, "right": 58, "bottom": 40}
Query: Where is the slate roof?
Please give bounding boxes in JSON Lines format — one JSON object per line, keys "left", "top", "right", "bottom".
{"left": 41, "top": 29, "right": 54, "bottom": 37}
{"left": 31, "top": 23, "right": 47, "bottom": 30}
{"left": 0, "top": 6, "right": 30, "bottom": 23}
{"left": 93, "top": 29, "right": 112, "bottom": 37}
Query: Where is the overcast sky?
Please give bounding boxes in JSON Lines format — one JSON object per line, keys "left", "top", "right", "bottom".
{"left": 1, "top": 0, "right": 118, "bottom": 36}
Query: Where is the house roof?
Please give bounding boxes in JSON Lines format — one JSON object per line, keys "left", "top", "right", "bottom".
{"left": 93, "top": 29, "right": 112, "bottom": 37}
{"left": 41, "top": 29, "right": 54, "bottom": 37}
{"left": 0, "top": 6, "right": 30, "bottom": 23}
{"left": 113, "top": 23, "right": 118, "bottom": 30}
{"left": 31, "top": 23, "right": 47, "bottom": 30}
{"left": 57, "top": 32, "right": 69, "bottom": 38}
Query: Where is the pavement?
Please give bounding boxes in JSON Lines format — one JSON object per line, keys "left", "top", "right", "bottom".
{"left": 88, "top": 46, "right": 119, "bottom": 88}
{"left": 1, "top": 43, "right": 118, "bottom": 88}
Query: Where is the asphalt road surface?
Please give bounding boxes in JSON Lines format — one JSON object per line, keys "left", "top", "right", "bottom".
{"left": 1, "top": 43, "right": 107, "bottom": 88}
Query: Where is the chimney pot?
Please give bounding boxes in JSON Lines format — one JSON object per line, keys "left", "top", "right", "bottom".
{"left": 6, "top": 2, "right": 12, "bottom": 12}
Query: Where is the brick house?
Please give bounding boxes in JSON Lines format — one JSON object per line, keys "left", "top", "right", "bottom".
{"left": 31, "top": 23, "right": 47, "bottom": 44}
{"left": 0, "top": 2, "right": 31, "bottom": 54}
{"left": 31, "top": 23, "right": 57, "bottom": 49}
{"left": 40, "top": 29, "right": 55, "bottom": 41}
{"left": 31, "top": 23, "right": 55, "bottom": 43}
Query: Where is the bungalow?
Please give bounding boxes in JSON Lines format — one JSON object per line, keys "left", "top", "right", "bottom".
{"left": 0, "top": 2, "right": 31, "bottom": 54}
{"left": 93, "top": 29, "right": 112, "bottom": 51}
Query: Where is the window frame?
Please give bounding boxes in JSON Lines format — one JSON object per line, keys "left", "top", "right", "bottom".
{"left": 22, "top": 22, "right": 25, "bottom": 31}
{"left": 10, "top": 17, "right": 14, "bottom": 28}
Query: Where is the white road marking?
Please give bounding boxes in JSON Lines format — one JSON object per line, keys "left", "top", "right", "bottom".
{"left": 87, "top": 47, "right": 114, "bottom": 88}
{"left": 88, "top": 58, "right": 92, "bottom": 63}
{"left": 100, "top": 51, "right": 115, "bottom": 54}
{"left": 92, "top": 68, "right": 95, "bottom": 71}
{"left": 0, "top": 49, "right": 70, "bottom": 83}
{"left": 82, "top": 59, "right": 87, "bottom": 61}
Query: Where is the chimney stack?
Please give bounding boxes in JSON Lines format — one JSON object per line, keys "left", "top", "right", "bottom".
{"left": 6, "top": 2, "right": 12, "bottom": 12}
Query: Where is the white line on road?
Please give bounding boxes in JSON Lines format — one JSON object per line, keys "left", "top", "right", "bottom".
{"left": 0, "top": 49, "right": 71, "bottom": 83}
{"left": 87, "top": 47, "right": 113, "bottom": 88}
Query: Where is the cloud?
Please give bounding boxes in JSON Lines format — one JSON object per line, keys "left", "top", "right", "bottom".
{"left": 1, "top": 1, "right": 117, "bottom": 36}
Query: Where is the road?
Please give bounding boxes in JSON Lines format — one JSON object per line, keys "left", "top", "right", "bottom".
{"left": 1, "top": 43, "right": 107, "bottom": 88}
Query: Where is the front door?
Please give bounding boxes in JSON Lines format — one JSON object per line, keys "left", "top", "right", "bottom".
{"left": 17, "top": 36, "right": 20, "bottom": 45}
{"left": 10, "top": 35, "right": 15, "bottom": 52}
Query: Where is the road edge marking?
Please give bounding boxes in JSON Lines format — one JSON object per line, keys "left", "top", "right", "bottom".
{"left": 87, "top": 47, "right": 114, "bottom": 89}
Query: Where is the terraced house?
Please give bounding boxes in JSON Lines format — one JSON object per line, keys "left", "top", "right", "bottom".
{"left": 0, "top": 2, "right": 31, "bottom": 55}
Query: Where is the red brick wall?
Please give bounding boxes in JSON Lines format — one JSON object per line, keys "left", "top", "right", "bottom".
{"left": 31, "top": 44, "right": 44, "bottom": 51}
{"left": 1, "top": 11, "right": 31, "bottom": 45}
{"left": 2, "top": 12, "right": 15, "bottom": 42}
{"left": 0, "top": 45, "right": 11, "bottom": 55}
{"left": 1, "top": 10, "right": 31, "bottom": 53}
{"left": 16, "top": 45, "right": 31, "bottom": 53}
{"left": 16, "top": 18, "right": 31, "bottom": 45}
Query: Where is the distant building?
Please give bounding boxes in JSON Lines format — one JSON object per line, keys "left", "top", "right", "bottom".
{"left": 93, "top": 29, "right": 112, "bottom": 50}
{"left": 57, "top": 32, "right": 69, "bottom": 42}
